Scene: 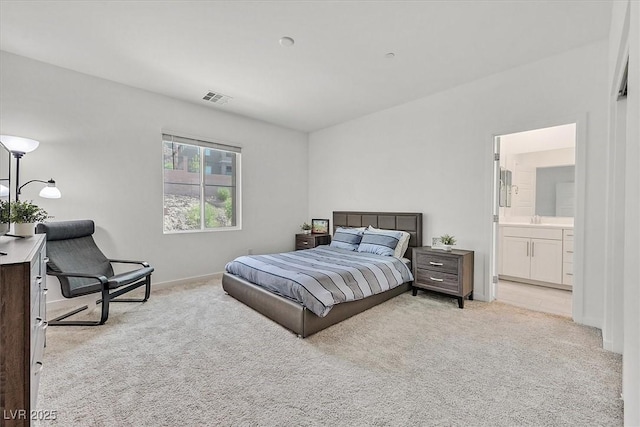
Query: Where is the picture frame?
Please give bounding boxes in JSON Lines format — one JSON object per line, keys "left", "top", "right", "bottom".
{"left": 311, "top": 218, "right": 329, "bottom": 234}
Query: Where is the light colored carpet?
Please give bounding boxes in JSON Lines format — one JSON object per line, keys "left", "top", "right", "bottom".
{"left": 36, "top": 278, "right": 622, "bottom": 426}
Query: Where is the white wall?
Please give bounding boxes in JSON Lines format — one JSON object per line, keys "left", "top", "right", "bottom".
{"left": 605, "top": 1, "right": 640, "bottom": 424}
{"left": 0, "top": 51, "right": 309, "bottom": 305}
{"left": 309, "top": 41, "right": 608, "bottom": 328}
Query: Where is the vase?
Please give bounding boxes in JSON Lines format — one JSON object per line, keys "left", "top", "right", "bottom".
{"left": 14, "top": 222, "right": 35, "bottom": 237}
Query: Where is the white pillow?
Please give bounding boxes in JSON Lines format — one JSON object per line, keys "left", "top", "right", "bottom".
{"left": 366, "top": 226, "right": 411, "bottom": 258}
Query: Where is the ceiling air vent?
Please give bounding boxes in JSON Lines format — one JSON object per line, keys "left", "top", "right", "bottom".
{"left": 202, "top": 91, "right": 232, "bottom": 105}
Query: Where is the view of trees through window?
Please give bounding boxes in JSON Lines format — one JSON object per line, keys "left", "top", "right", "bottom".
{"left": 163, "top": 135, "right": 240, "bottom": 232}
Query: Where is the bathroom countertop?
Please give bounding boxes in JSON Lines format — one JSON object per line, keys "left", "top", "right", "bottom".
{"left": 499, "top": 222, "right": 573, "bottom": 229}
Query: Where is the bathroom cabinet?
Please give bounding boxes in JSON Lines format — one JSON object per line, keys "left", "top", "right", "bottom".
{"left": 499, "top": 225, "right": 572, "bottom": 289}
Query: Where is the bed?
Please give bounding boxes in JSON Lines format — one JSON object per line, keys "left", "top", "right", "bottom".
{"left": 222, "top": 211, "right": 423, "bottom": 337}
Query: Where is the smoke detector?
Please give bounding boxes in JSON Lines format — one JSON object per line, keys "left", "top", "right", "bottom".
{"left": 202, "top": 91, "right": 232, "bottom": 104}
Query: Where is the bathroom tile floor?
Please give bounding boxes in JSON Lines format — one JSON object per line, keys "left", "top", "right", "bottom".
{"left": 498, "top": 280, "right": 572, "bottom": 317}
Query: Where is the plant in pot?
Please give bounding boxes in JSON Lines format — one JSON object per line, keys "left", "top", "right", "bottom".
{"left": 10, "top": 200, "right": 48, "bottom": 237}
{"left": 301, "top": 222, "right": 312, "bottom": 234}
{"left": 439, "top": 234, "right": 457, "bottom": 251}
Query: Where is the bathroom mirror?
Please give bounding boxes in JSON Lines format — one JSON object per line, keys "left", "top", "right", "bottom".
{"left": 535, "top": 165, "right": 575, "bottom": 217}
{"left": 499, "top": 168, "right": 512, "bottom": 207}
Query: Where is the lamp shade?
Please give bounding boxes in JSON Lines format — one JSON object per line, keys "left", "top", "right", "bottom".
{"left": 0, "top": 135, "right": 39, "bottom": 154}
{"left": 39, "top": 180, "right": 61, "bottom": 199}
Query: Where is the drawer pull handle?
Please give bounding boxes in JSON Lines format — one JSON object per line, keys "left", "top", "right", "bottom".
{"left": 565, "top": 234, "right": 573, "bottom": 237}
{"left": 42, "top": 321, "right": 49, "bottom": 330}
{"left": 43, "top": 257, "right": 49, "bottom": 263}
{"left": 429, "top": 277, "right": 444, "bottom": 282}
{"left": 566, "top": 273, "right": 573, "bottom": 276}
{"left": 429, "top": 262, "right": 443, "bottom": 266}
{"left": 43, "top": 288, "right": 48, "bottom": 293}
{"left": 34, "top": 362, "right": 44, "bottom": 375}
{"left": 566, "top": 250, "right": 574, "bottom": 254}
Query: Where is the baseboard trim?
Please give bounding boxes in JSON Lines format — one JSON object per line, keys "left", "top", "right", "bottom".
{"left": 579, "top": 316, "right": 603, "bottom": 330}
{"left": 46, "top": 272, "right": 225, "bottom": 312}
{"left": 471, "top": 291, "right": 487, "bottom": 302}
{"left": 603, "top": 338, "right": 623, "bottom": 354}
{"left": 499, "top": 275, "right": 572, "bottom": 291}
{"left": 152, "top": 272, "right": 223, "bottom": 291}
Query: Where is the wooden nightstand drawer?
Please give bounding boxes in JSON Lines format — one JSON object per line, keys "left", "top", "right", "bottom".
{"left": 411, "top": 246, "right": 474, "bottom": 308}
{"left": 415, "top": 269, "right": 459, "bottom": 292}
{"left": 296, "top": 235, "right": 313, "bottom": 246}
{"left": 415, "top": 252, "right": 458, "bottom": 274}
{"left": 295, "top": 233, "right": 331, "bottom": 250}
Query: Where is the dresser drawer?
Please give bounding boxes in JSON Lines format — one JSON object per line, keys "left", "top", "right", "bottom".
{"left": 415, "top": 269, "right": 460, "bottom": 292}
{"left": 415, "top": 253, "right": 458, "bottom": 274}
{"left": 30, "top": 322, "right": 46, "bottom": 411}
{"left": 563, "top": 271, "right": 574, "bottom": 286}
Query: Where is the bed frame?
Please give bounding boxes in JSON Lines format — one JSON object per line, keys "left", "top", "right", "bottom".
{"left": 222, "top": 211, "right": 423, "bottom": 337}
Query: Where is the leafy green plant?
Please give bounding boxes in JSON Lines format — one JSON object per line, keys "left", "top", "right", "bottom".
{"left": 188, "top": 154, "right": 200, "bottom": 173}
{"left": 10, "top": 200, "right": 48, "bottom": 223}
{"left": 0, "top": 200, "right": 9, "bottom": 223}
{"left": 439, "top": 234, "right": 456, "bottom": 245}
{"left": 224, "top": 198, "right": 233, "bottom": 223}
{"left": 186, "top": 202, "right": 220, "bottom": 228}
{"left": 217, "top": 188, "right": 230, "bottom": 202}
{"left": 301, "top": 222, "right": 312, "bottom": 231}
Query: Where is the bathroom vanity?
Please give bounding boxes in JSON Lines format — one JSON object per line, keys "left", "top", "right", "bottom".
{"left": 499, "top": 223, "right": 573, "bottom": 290}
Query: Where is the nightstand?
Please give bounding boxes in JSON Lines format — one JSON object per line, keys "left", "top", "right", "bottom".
{"left": 295, "top": 233, "right": 331, "bottom": 250}
{"left": 411, "top": 246, "right": 474, "bottom": 308}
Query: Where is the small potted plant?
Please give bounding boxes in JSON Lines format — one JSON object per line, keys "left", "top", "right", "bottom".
{"left": 10, "top": 200, "right": 49, "bottom": 237}
{"left": 301, "top": 222, "right": 312, "bottom": 234}
{"left": 439, "top": 234, "right": 456, "bottom": 251}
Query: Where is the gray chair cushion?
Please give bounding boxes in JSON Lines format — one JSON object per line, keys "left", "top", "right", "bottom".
{"left": 36, "top": 220, "right": 151, "bottom": 298}
{"left": 36, "top": 219, "right": 94, "bottom": 241}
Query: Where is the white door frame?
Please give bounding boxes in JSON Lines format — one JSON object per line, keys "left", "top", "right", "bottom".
{"left": 488, "top": 115, "right": 587, "bottom": 323}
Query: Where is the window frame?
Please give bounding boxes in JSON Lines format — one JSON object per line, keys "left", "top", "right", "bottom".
{"left": 162, "top": 132, "right": 242, "bottom": 234}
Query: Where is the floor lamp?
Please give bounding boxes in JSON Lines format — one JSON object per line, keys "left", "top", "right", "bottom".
{"left": 0, "top": 135, "right": 62, "bottom": 200}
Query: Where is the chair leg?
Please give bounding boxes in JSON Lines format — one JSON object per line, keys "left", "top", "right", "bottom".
{"left": 49, "top": 287, "right": 111, "bottom": 326}
{"left": 49, "top": 276, "right": 151, "bottom": 326}
{"left": 48, "top": 305, "right": 93, "bottom": 326}
{"left": 109, "top": 275, "right": 152, "bottom": 303}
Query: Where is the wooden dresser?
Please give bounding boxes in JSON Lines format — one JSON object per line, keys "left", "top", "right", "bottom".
{"left": 0, "top": 235, "right": 47, "bottom": 426}
{"left": 411, "top": 246, "right": 474, "bottom": 308}
{"left": 295, "top": 233, "right": 331, "bottom": 250}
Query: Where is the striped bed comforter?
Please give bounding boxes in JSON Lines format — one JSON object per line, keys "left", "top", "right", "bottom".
{"left": 224, "top": 246, "right": 414, "bottom": 317}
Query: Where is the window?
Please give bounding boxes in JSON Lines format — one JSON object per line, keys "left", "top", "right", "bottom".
{"left": 163, "top": 133, "right": 241, "bottom": 233}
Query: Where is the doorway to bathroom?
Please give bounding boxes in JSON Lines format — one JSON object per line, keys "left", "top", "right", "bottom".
{"left": 493, "top": 123, "right": 576, "bottom": 317}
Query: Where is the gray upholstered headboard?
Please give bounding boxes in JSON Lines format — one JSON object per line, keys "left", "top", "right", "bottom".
{"left": 332, "top": 211, "right": 423, "bottom": 260}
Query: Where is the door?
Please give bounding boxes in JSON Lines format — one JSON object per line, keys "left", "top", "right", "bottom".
{"left": 530, "top": 238, "right": 563, "bottom": 283}
{"left": 502, "top": 236, "right": 530, "bottom": 278}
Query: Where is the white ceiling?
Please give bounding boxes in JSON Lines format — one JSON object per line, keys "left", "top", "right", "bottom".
{"left": 0, "top": 1, "right": 612, "bottom": 132}
{"left": 501, "top": 123, "right": 576, "bottom": 155}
